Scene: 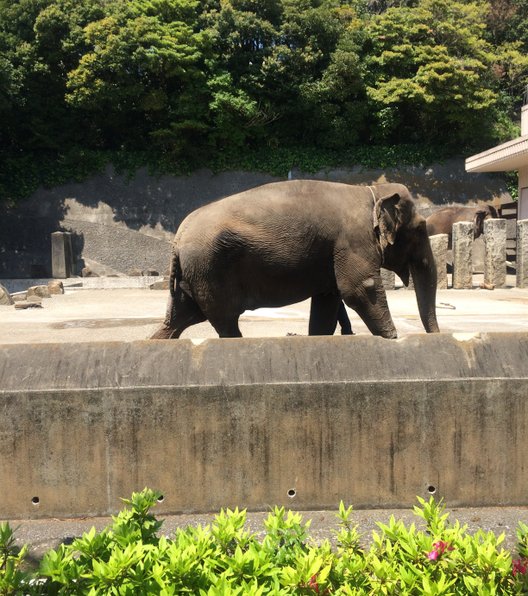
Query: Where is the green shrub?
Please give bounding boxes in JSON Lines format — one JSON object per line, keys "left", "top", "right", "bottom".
{"left": 2, "top": 489, "right": 528, "bottom": 594}
{"left": 0, "top": 522, "right": 28, "bottom": 595}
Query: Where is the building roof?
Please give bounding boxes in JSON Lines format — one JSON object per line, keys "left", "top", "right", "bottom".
{"left": 465, "top": 135, "right": 528, "bottom": 173}
{"left": 465, "top": 106, "right": 528, "bottom": 173}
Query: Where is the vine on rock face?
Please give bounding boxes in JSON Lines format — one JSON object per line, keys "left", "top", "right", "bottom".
{"left": 0, "top": 143, "right": 456, "bottom": 207}
{"left": 1, "top": 489, "right": 528, "bottom": 594}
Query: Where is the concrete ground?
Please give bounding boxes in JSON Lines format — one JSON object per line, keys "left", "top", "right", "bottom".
{"left": 2, "top": 275, "right": 528, "bottom": 343}
{"left": 2, "top": 277, "right": 528, "bottom": 562}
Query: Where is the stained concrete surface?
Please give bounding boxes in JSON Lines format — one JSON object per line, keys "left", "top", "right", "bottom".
{"left": 2, "top": 278, "right": 528, "bottom": 561}
{"left": 1, "top": 275, "right": 528, "bottom": 343}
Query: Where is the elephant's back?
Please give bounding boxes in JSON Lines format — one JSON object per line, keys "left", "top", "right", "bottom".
{"left": 426, "top": 206, "right": 475, "bottom": 229}
{"left": 183, "top": 180, "right": 371, "bottom": 225}
{"left": 175, "top": 179, "right": 373, "bottom": 241}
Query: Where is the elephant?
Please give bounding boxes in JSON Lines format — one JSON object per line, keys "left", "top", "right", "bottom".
{"left": 336, "top": 302, "right": 354, "bottom": 334}
{"left": 426, "top": 204, "right": 499, "bottom": 247}
{"left": 321, "top": 300, "right": 354, "bottom": 335}
{"left": 151, "top": 180, "right": 440, "bottom": 340}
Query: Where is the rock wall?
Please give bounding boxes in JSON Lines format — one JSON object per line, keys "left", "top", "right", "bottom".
{"left": 0, "top": 160, "right": 509, "bottom": 278}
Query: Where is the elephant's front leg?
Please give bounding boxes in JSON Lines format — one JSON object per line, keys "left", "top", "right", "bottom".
{"left": 308, "top": 294, "right": 341, "bottom": 335}
{"left": 343, "top": 276, "right": 397, "bottom": 339}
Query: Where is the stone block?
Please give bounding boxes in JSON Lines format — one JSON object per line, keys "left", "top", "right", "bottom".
{"left": 484, "top": 218, "right": 507, "bottom": 288}
{"left": 51, "top": 231, "right": 74, "bottom": 278}
{"left": 452, "top": 222, "right": 473, "bottom": 289}
{"left": 14, "top": 301, "right": 43, "bottom": 309}
{"left": 516, "top": 220, "right": 528, "bottom": 289}
{"left": 0, "top": 283, "right": 14, "bottom": 305}
{"left": 429, "top": 234, "right": 448, "bottom": 289}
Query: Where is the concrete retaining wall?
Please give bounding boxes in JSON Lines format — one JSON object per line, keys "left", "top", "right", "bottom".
{"left": 1, "top": 333, "right": 527, "bottom": 519}
{"left": 1, "top": 161, "right": 509, "bottom": 278}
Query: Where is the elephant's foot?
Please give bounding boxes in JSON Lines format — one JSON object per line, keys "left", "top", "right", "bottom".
{"left": 150, "top": 325, "right": 177, "bottom": 339}
{"left": 380, "top": 328, "right": 398, "bottom": 339}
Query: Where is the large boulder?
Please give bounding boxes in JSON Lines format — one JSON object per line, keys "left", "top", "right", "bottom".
{"left": 82, "top": 266, "right": 99, "bottom": 278}
{"left": 27, "top": 285, "right": 51, "bottom": 299}
{"left": 150, "top": 278, "right": 169, "bottom": 290}
{"left": 48, "top": 280, "right": 65, "bottom": 295}
{"left": 0, "top": 284, "right": 14, "bottom": 305}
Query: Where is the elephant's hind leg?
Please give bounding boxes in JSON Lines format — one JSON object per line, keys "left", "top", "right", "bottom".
{"left": 150, "top": 286, "right": 206, "bottom": 339}
{"left": 207, "top": 315, "right": 242, "bottom": 338}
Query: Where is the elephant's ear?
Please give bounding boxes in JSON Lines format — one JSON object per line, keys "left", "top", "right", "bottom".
{"left": 373, "top": 192, "right": 413, "bottom": 251}
{"left": 473, "top": 210, "right": 488, "bottom": 238}
{"left": 489, "top": 205, "right": 500, "bottom": 218}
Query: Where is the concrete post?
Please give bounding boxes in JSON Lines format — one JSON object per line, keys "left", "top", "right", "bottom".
{"left": 51, "top": 232, "right": 74, "bottom": 279}
{"left": 429, "top": 234, "right": 448, "bottom": 289}
{"left": 484, "top": 219, "right": 507, "bottom": 288}
{"left": 516, "top": 220, "right": 528, "bottom": 288}
{"left": 381, "top": 268, "right": 395, "bottom": 290}
{"left": 452, "top": 222, "right": 473, "bottom": 289}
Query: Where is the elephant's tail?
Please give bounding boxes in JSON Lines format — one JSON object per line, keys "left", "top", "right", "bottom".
{"left": 169, "top": 245, "right": 181, "bottom": 299}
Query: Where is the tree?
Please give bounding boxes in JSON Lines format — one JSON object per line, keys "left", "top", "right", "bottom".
{"left": 294, "top": 4, "right": 370, "bottom": 147}
{"left": 64, "top": 0, "right": 210, "bottom": 155}
{"left": 358, "top": 0, "right": 503, "bottom": 148}
{"left": 200, "top": 0, "right": 283, "bottom": 148}
{"left": 203, "top": 0, "right": 352, "bottom": 148}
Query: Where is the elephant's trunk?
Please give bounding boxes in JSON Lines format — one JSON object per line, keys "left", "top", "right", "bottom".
{"left": 410, "top": 255, "right": 440, "bottom": 333}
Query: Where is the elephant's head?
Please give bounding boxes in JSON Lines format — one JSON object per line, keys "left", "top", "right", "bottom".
{"left": 474, "top": 205, "right": 499, "bottom": 239}
{"left": 373, "top": 191, "right": 440, "bottom": 333}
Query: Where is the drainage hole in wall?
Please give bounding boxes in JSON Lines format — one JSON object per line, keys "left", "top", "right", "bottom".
{"left": 287, "top": 489, "right": 296, "bottom": 499}
{"left": 32, "top": 496, "right": 40, "bottom": 505}
{"left": 427, "top": 485, "right": 437, "bottom": 495}
{"left": 157, "top": 495, "right": 164, "bottom": 503}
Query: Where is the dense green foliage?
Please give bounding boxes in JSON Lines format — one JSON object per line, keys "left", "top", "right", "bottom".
{"left": 2, "top": 489, "right": 528, "bottom": 593}
{"left": 1, "top": 0, "right": 527, "bottom": 203}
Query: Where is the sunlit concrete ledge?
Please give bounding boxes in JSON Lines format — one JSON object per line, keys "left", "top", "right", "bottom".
{"left": 1, "top": 333, "right": 527, "bottom": 519}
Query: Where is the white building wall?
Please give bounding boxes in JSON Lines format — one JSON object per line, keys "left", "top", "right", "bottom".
{"left": 519, "top": 167, "right": 528, "bottom": 220}
{"left": 516, "top": 106, "right": 528, "bottom": 219}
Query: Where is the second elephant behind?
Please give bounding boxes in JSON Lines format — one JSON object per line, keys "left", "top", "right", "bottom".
{"left": 426, "top": 204, "right": 500, "bottom": 247}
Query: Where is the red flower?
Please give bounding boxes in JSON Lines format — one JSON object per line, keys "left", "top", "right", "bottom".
{"left": 308, "top": 574, "right": 320, "bottom": 593}
{"left": 513, "top": 558, "right": 528, "bottom": 577}
{"left": 427, "top": 540, "right": 454, "bottom": 561}
{"left": 427, "top": 549, "right": 440, "bottom": 561}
